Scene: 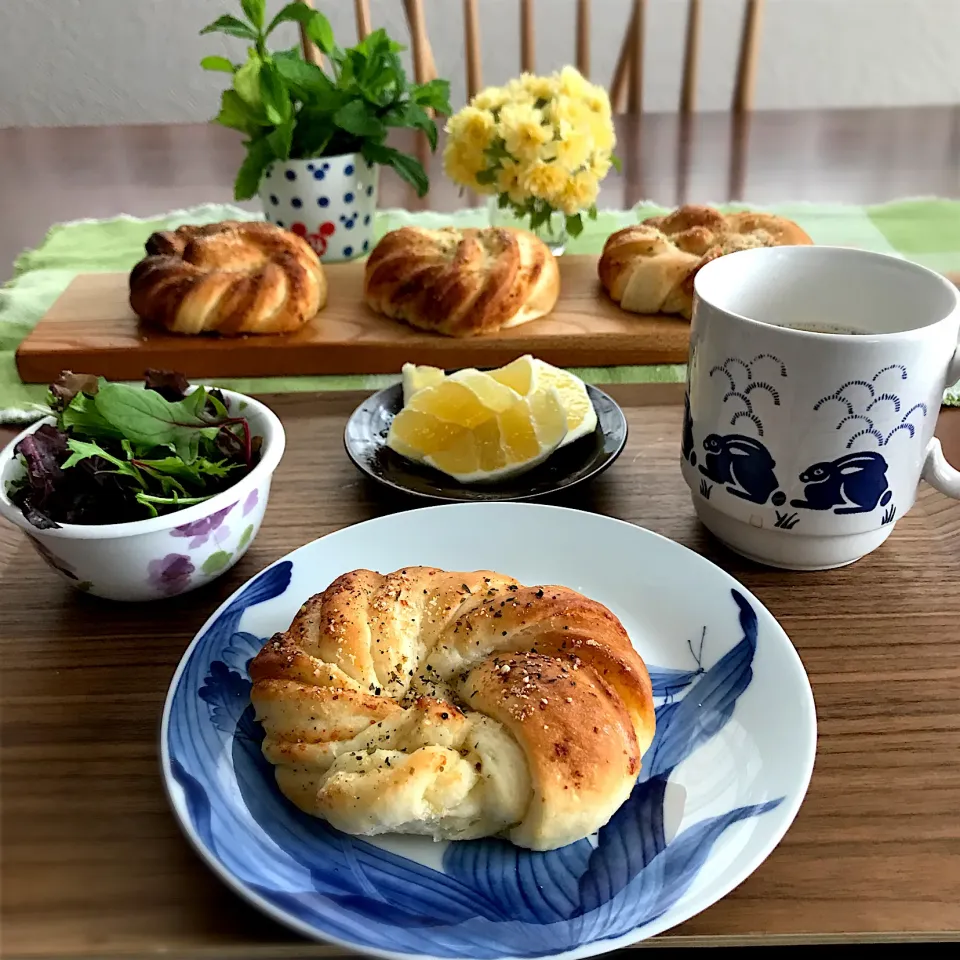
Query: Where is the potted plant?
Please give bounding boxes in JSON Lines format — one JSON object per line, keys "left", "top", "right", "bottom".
{"left": 443, "top": 67, "right": 619, "bottom": 254}
{"left": 200, "top": 1, "right": 451, "bottom": 261}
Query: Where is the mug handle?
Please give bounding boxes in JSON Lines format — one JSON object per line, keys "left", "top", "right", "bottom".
{"left": 921, "top": 345, "right": 960, "bottom": 498}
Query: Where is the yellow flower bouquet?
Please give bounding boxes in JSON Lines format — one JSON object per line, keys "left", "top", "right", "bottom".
{"left": 443, "top": 67, "right": 619, "bottom": 246}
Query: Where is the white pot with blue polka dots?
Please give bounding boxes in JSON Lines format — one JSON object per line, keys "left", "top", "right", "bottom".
{"left": 259, "top": 152, "right": 378, "bottom": 263}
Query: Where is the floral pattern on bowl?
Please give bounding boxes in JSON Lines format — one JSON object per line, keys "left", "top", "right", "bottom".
{"left": 144, "top": 487, "right": 268, "bottom": 597}
{"left": 171, "top": 502, "right": 238, "bottom": 549}
{"left": 27, "top": 535, "right": 93, "bottom": 592}
{"left": 148, "top": 553, "right": 196, "bottom": 595}
{"left": 19, "top": 482, "right": 269, "bottom": 602}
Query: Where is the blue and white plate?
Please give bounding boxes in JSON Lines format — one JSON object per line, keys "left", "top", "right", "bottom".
{"left": 161, "top": 503, "right": 816, "bottom": 959}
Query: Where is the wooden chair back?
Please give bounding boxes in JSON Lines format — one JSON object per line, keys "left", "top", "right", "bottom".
{"left": 397, "top": 0, "right": 766, "bottom": 114}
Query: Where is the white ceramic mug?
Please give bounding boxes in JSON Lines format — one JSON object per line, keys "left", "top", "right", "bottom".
{"left": 682, "top": 245, "right": 960, "bottom": 570}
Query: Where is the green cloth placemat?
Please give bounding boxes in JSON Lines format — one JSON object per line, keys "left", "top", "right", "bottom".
{"left": 3, "top": 199, "right": 959, "bottom": 422}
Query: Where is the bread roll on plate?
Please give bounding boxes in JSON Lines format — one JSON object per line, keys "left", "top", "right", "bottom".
{"left": 249, "top": 566, "right": 655, "bottom": 851}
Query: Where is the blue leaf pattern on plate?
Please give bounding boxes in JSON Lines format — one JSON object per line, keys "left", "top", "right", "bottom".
{"left": 633, "top": 797, "right": 781, "bottom": 923}
{"left": 170, "top": 758, "right": 216, "bottom": 851}
{"left": 220, "top": 631, "right": 263, "bottom": 673}
{"left": 445, "top": 836, "right": 593, "bottom": 924}
{"left": 199, "top": 661, "right": 252, "bottom": 734}
{"left": 647, "top": 666, "right": 703, "bottom": 698}
{"left": 644, "top": 591, "right": 757, "bottom": 779}
{"left": 166, "top": 576, "right": 785, "bottom": 958}
{"left": 577, "top": 776, "right": 668, "bottom": 917}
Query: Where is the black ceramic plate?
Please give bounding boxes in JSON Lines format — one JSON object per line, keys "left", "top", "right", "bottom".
{"left": 344, "top": 383, "right": 628, "bottom": 502}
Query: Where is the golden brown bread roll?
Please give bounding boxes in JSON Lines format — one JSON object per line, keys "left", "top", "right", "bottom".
{"left": 598, "top": 204, "right": 813, "bottom": 320}
{"left": 363, "top": 226, "right": 560, "bottom": 337}
{"left": 249, "top": 566, "right": 655, "bottom": 851}
{"left": 129, "top": 220, "right": 327, "bottom": 336}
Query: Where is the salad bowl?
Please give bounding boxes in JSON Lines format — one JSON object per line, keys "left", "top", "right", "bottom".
{"left": 0, "top": 388, "right": 285, "bottom": 602}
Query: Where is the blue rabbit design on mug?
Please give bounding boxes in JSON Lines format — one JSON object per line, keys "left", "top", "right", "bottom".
{"left": 699, "top": 434, "right": 786, "bottom": 506}
{"left": 790, "top": 451, "right": 892, "bottom": 515}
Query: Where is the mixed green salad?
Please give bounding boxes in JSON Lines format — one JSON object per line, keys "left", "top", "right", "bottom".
{"left": 7, "top": 371, "right": 261, "bottom": 529}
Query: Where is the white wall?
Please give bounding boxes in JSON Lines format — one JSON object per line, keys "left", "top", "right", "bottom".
{"left": 1, "top": 0, "right": 959, "bottom": 127}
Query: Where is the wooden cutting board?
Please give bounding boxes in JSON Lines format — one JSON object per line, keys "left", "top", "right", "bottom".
{"left": 14, "top": 255, "right": 690, "bottom": 383}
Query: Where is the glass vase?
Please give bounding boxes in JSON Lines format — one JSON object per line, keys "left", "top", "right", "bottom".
{"left": 487, "top": 198, "right": 568, "bottom": 255}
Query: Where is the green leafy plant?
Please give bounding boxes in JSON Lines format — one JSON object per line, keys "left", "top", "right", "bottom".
{"left": 7, "top": 371, "right": 260, "bottom": 528}
{"left": 200, "top": 0, "right": 452, "bottom": 200}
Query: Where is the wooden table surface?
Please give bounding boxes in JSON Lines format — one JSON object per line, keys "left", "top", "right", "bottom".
{"left": 2, "top": 385, "right": 960, "bottom": 959}
{"left": 2, "top": 107, "right": 960, "bottom": 956}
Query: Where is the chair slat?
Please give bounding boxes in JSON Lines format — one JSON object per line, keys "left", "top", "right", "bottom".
{"left": 733, "top": 0, "right": 765, "bottom": 113}
{"left": 403, "top": 0, "right": 436, "bottom": 85}
{"left": 680, "top": 0, "right": 701, "bottom": 113}
{"left": 576, "top": 0, "right": 590, "bottom": 79}
{"left": 627, "top": 0, "right": 646, "bottom": 115}
{"left": 464, "top": 0, "right": 484, "bottom": 98}
{"left": 610, "top": 3, "right": 636, "bottom": 114}
{"left": 296, "top": 0, "right": 322, "bottom": 67}
{"left": 354, "top": 0, "right": 372, "bottom": 40}
{"left": 407, "top": 0, "right": 764, "bottom": 116}
{"left": 520, "top": 0, "right": 536, "bottom": 73}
